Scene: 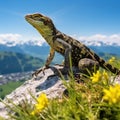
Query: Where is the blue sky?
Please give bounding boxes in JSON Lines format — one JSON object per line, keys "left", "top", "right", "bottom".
{"left": 0, "top": 0, "right": 120, "bottom": 44}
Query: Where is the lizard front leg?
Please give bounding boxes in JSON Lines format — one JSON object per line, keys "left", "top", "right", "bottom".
{"left": 45, "top": 47, "right": 55, "bottom": 67}
{"left": 54, "top": 38, "right": 72, "bottom": 74}
{"left": 32, "top": 47, "right": 55, "bottom": 77}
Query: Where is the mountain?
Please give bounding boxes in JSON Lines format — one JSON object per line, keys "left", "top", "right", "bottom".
{"left": 89, "top": 45, "right": 120, "bottom": 56}
{"left": 0, "top": 51, "right": 44, "bottom": 74}
{"left": 0, "top": 38, "right": 120, "bottom": 74}
{"left": 0, "top": 43, "right": 64, "bottom": 63}
{"left": 0, "top": 38, "right": 120, "bottom": 66}
{"left": 80, "top": 39, "right": 120, "bottom": 46}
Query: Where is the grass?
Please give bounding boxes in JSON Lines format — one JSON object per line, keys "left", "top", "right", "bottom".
{"left": 0, "top": 80, "right": 25, "bottom": 99}
{"left": 0, "top": 57, "right": 120, "bottom": 120}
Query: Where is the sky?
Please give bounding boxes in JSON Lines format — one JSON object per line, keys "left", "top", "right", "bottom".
{"left": 0, "top": 0, "right": 120, "bottom": 45}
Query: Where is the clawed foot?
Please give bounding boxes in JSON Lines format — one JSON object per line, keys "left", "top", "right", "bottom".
{"left": 32, "top": 65, "right": 67, "bottom": 78}
{"left": 32, "top": 65, "right": 79, "bottom": 78}
{"left": 32, "top": 66, "right": 48, "bottom": 77}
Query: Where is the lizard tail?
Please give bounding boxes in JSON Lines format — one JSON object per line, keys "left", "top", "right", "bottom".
{"left": 92, "top": 53, "right": 120, "bottom": 75}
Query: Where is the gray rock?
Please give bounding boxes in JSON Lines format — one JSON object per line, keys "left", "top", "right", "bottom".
{"left": 0, "top": 65, "right": 66, "bottom": 119}
{"left": 0, "top": 64, "right": 119, "bottom": 119}
{"left": 78, "top": 58, "right": 99, "bottom": 75}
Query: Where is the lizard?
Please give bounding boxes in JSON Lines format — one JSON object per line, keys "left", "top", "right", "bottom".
{"left": 25, "top": 13, "right": 120, "bottom": 76}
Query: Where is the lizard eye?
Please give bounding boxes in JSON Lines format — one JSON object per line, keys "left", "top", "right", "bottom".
{"left": 37, "top": 17, "right": 46, "bottom": 22}
{"left": 38, "top": 18, "right": 44, "bottom": 21}
{"left": 43, "top": 20, "right": 49, "bottom": 25}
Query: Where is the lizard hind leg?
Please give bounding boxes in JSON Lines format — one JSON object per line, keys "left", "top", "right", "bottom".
{"left": 78, "top": 58, "right": 99, "bottom": 76}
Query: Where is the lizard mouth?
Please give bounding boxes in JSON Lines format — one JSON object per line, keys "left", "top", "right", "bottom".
{"left": 25, "top": 13, "right": 56, "bottom": 36}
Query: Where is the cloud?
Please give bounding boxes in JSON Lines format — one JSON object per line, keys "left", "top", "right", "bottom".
{"left": 0, "top": 33, "right": 46, "bottom": 46}
{"left": 0, "top": 33, "right": 120, "bottom": 46}
{"left": 0, "top": 33, "right": 22, "bottom": 45}
{"left": 78, "top": 34, "right": 120, "bottom": 44}
{"left": 109, "top": 34, "right": 120, "bottom": 41}
{"left": 25, "top": 36, "right": 46, "bottom": 46}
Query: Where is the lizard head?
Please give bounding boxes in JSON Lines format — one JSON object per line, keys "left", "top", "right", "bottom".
{"left": 25, "top": 13, "right": 56, "bottom": 39}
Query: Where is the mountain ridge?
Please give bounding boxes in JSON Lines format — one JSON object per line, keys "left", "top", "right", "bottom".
{"left": 0, "top": 51, "right": 44, "bottom": 74}
{"left": 0, "top": 39, "right": 120, "bottom": 74}
{"left": 0, "top": 39, "right": 120, "bottom": 57}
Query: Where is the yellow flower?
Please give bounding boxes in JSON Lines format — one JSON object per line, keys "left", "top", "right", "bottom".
{"left": 31, "top": 93, "right": 48, "bottom": 115}
{"left": 103, "top": 84, "right": 120, "bottom": 104}
{"left": 90, "top": 70, "right": 109, "bottom": 84}
{"left": 108, "top": 57, "right": 115, "bottom": 64}
{"left": 90, "top": 70, "right": 102, "bottom": 83}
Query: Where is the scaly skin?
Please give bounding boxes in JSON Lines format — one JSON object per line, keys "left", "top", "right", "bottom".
{"left": 25, "top": 13, "right": 120, "bottom": 76}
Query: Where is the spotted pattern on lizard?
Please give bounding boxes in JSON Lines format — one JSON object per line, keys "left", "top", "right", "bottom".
{"left": 25, "top": 13, "right": 120, "bottom": 76}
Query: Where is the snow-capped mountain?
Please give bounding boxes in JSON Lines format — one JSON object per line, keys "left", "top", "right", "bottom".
{"left": 80, "top": 40, "right": 120, "bottom": 47}
{"left": 0, "top": 38, "right": 120, "bottom": 58}
{"left": 1, "top": 38, "right": 120, "bottom": 48}
{"left": 0, "top": 33, "right": 120, "bottom": 47}
{"left": 0, "top": 39, "right": 44, "bottom": 47}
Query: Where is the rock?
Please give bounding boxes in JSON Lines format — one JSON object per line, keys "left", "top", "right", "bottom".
{"left": 0, "top": 63, "right": 119, "bottom": 119}
{"left": 0, "top": 65, "right": 67, "bottom": 119}
{"left": 78, "top": 58, "right": 99, "bottom": 75}
{"left": 114, "top": 73, "right": 120, "bottom": 84}
{"left": 1, "top": 62, "right": 96, "bottom": 118}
